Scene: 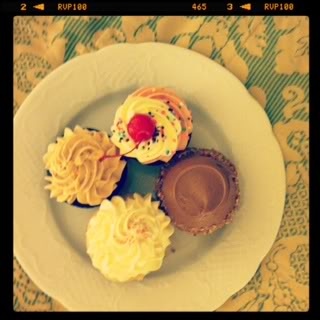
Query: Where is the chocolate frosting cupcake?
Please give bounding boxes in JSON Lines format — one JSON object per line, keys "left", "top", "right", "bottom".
{"left": 155, "top": 148, "right": 240, "bottom": 235}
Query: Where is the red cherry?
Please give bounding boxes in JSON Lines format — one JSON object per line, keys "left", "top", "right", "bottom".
{"left": 100, "top": 114, "right": 156, "bottom": 162}
{"left": 127, "top": 114, "right": 156, "bottom": 143}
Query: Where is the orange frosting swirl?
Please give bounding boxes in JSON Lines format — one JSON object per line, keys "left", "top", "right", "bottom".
{"left": 131, "top": 87, "right": 193, "bottom": 150}
{"left": 43, "top": 126, "right": 126, "bottom": 206}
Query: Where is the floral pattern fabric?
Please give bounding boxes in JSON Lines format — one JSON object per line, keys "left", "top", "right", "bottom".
{"left": 13, "top": 16, "right": 309, "bottom": 311}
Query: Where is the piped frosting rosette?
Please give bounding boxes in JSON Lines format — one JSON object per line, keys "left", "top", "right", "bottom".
{"left": 111, "top": 96, "right": 186, "bottom": 164}
{"left": 86, "top": 193, "right": 174, "bottom": 282}
{"left": 131, "top": 87, "right": 193, "bottom": 150}
{"left": 43, "top": 126, "right": 126, "bottom": 206}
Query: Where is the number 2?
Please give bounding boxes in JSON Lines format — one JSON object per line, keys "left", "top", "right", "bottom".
{"left": 227, "top": 3, "right": 233, "bottom": 10}
{"left": 20, "top": 3, "right": 27, "bottom": 11}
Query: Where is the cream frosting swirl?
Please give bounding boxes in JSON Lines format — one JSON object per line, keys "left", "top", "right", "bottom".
{"left": 111, "top": 96, "right": 182, "bottom": 164}
{"left": 131, "top": 87, "right": 193, "bottom": 150}
{"left": 86, "top": 193, "right": 174, "bottom": 282}
{"left": 43, "top": 126, "right": 126, "bottom": 206}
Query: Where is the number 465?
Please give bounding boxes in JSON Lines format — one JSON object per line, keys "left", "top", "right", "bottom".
{"left": 192, "top": 3, "right": 207, "bottom": 10}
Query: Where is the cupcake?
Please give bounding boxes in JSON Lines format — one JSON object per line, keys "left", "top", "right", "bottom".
{"left": 43, "top": 125, "right": 126, "bottom": 206}
{"left": 86, "top": 193, "right": 174, "bottom": 282}
{"left": 156, "top": 148, "right": 240, "bottom": 235}
{"left": 110, "top": 88, "right": 193, "bottom": 165}
{"left": 131, "top": 87, "right": 193, "bottom": 150}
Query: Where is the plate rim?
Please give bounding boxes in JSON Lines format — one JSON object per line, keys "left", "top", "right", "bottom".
{"left": 14, "top": 42, "right": 286, "bottom": 311}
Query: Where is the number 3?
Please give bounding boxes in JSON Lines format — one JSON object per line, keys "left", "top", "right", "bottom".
{"left": 227, "top": 3, "right": 233, "bottom": 10}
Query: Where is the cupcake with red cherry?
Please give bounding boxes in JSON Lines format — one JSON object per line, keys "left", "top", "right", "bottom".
{"left": 110, "top": 87, "right": 193, "bottom": 165}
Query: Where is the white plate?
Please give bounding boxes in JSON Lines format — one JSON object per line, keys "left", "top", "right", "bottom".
{"left": 14, "top": 43, "right": 285, "bottom": 311}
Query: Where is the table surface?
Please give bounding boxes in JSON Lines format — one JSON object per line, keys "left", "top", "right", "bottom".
{"left": 13, "top": 16, "right": 309, "bottom": 311}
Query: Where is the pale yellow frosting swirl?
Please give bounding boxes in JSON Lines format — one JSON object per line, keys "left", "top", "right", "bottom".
{"left": 111, "top": 96, "right": 182, "bottom": 164}
{"left": 86, "top": 193, "right": 174, "bottom": 282}
{"left": 43, "top": 126, "right": 126, "bottom": 206}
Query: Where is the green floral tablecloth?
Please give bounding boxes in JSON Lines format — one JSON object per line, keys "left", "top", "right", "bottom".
{"left": 13, "top": 16, "right": 309, "bottom": 311}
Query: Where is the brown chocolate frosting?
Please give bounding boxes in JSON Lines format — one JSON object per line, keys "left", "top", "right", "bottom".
{"left": 156, "top": 148, "right": 240, "bottom": 235}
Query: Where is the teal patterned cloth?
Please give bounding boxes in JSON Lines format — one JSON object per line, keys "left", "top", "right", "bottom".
{"left": 14, "top": 16, "right": 309, "bottom": 311}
